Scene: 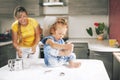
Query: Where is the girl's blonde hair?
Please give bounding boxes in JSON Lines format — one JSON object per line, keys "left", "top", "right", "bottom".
{"left": 50, "top": 17, "right": 68, "bottom": 34}
{"left": 43, "top": 17, "right": 68, "bottom": 37}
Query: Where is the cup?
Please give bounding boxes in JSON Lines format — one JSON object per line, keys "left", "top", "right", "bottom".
{"left": 8, "top": 59, "right": 23, "bottom": 71}
{"left": 23, "top": 58, "right": 31, "bottom": 69}
{"left": 109, "top": 39, "right": 117, "bottom": 47}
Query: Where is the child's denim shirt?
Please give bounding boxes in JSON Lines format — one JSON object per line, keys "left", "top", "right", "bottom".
{"left": 41, "top": 36, "right": 65, "bottom": 57}
{"left": 41, "top": 36, "right": 76, "bottom": 67}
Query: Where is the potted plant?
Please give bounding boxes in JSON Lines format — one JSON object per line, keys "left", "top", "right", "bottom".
{"left": 86, "top": 22, "right": 109, "bottom": 40}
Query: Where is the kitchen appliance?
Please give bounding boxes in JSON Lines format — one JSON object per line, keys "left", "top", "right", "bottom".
{"left": 8, "top": 59, "right": 23, "bottom": 71}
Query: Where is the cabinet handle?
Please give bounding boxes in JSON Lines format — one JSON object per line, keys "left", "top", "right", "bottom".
{"left": 9, "top": 46, "right": 13, "bottom": 49}
{"left": 74, "top": 46, "right": 85, "bottom": 48}
{"left": 93, "top": 53, "right": 100, "bottom": 56}
{"left": 87, "top": 49, "right": 90, "bottom": 56}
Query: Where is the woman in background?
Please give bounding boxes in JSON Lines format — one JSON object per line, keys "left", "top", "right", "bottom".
{"left": 11, "top": 6, "right": 42, "bottom": 59}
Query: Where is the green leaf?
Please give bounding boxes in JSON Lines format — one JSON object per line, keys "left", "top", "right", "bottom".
{"left": 98, "top": 23, "right": 105, "bottom": 31}
{"left": 86, "top": 27, "right": 93, "bottom": 36}
{"left": 95, "top": 28, "right": 100, "bottom": 35}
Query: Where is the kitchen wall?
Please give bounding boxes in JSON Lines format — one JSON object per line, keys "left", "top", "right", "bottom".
{"left": 0, "top": 15, "right": 108, "bottom": 39}
{"left": 0, "top": 16, "right": 45, "bottom": 33}
{"left": 109, "top": 0, "right": 120, "bottom": 44}
{"left": 68, "top": 15, "right": 109, "bottom": 38}
{"left": 68, "top": 0, "right": 109, "bottom": 38}
{"left": 0, "top": 18, "right": 14, "bottom": 33}
{"left": 0, "top": 0, "right": 109, "bottom": 39}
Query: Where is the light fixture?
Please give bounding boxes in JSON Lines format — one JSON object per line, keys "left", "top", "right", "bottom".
{"left": 43, "top": 2, "right": 64, "bottom": 6}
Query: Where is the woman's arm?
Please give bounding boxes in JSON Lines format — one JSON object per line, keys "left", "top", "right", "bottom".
{"left": 32, "top": 24, "right": 42, "bottom": 53}
{"left": 12, "top": 30, "right": 19, "bottom": 50}
{"left": 12, "top": 30, "right": 22, "bottom": 57}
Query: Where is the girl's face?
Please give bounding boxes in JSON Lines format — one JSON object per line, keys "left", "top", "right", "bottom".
{"left": 16, "top": 12, "right": 28, "bottom": 26}
{"left": 54, "top": 25, "right": 67, "bottom": 40}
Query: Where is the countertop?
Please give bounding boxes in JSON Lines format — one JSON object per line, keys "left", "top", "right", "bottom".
{"left": 0, "top": 59, "right": 110, "bottom": 80}
{"left": 113, "top": 52, "right": 120, "bottom": 63}
{"left": 1, "top": 38, "right": 120, "bottom": 52}
{"left": 0, "top": 41, "right": 12, "bottom": 46}
{"left": 67, "top": 38, "right": 120, "bottom": 52}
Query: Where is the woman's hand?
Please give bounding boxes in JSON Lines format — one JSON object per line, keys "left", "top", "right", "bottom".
{"left": 32, "top": 45, "right": 36, "bottom": 54}
{"left": 17, "top": 48, "right": 22, "bottom": 58}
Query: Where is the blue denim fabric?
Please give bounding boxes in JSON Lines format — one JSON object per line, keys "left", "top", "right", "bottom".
{"left": 44, "top": 53, "right": 76, "bottom": 67}
{"left": 41, "top": 36, "right": 76, "bottom": 67}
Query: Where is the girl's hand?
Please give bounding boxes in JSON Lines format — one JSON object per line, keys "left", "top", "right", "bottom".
{"left": 65, "top": 43, "right": 74, "bottom": 52}
{"left": 59, "top": 43, "right": 74, "bottom": 56}
{"left": 66, "top": 41, "right": 71, "bottom": 44}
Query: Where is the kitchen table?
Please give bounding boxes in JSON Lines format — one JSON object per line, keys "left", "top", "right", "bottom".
{"left": 0, "top": 59, "right": 110, "bottom": 80}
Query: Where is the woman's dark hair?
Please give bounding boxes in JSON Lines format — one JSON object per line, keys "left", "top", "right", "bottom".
{"left": 14, "top": 6, "right": 28, "bottom": 18}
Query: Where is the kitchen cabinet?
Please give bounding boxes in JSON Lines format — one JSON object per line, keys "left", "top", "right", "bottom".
{"left": 69, "top": 0, "right": 108, "bottom": 15}
{"left": 0, "top": 44, "right": 16, "bottom": 67}
{"left": 0, "top": 0, "right": 16, "bottom": 16}
{"left": 73, "top": 43, "right": 89, "bottom": 59}
{"left": 21, "top": 0, "right": 40, "bottom": 16}
{"left": 42, "top": 0, "right": 68, "bottom": 15}
{"left": 0, "top": 0, "right": 40, "bottom": 16}
{"left": 113, "top": 53, "right": 120, "bottom": 80}
{"left": 89, "top": 51, "right": 113, "bottom": 80}
{"left": 39, "top": 44, "right": 44, "bottom": 58}
{"left": 43, "top": 6, "right": 68, "bottom": 15}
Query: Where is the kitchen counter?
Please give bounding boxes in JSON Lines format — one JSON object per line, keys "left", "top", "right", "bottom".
{"left": 113, "top": 52, "right": 120, "bottom": 63}
{"left": 1, "top": 38, "right": 120, "bottom": 52}
{"left": 67, "top": 38, "right": 120, "bottom": 52}
{"left": 0, "top": 41, "right": 12, "bottom": 46}
{"left": 0, "top": 59, "right": 110, "bottom": 80}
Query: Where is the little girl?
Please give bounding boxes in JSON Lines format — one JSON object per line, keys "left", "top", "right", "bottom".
{"left": 41, "top": 17, "right": 80, "bottom": 68}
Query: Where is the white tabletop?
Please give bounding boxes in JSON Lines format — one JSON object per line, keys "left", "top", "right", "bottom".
{"left": 0, "top": 59, "right": 110, "bottom": 80}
